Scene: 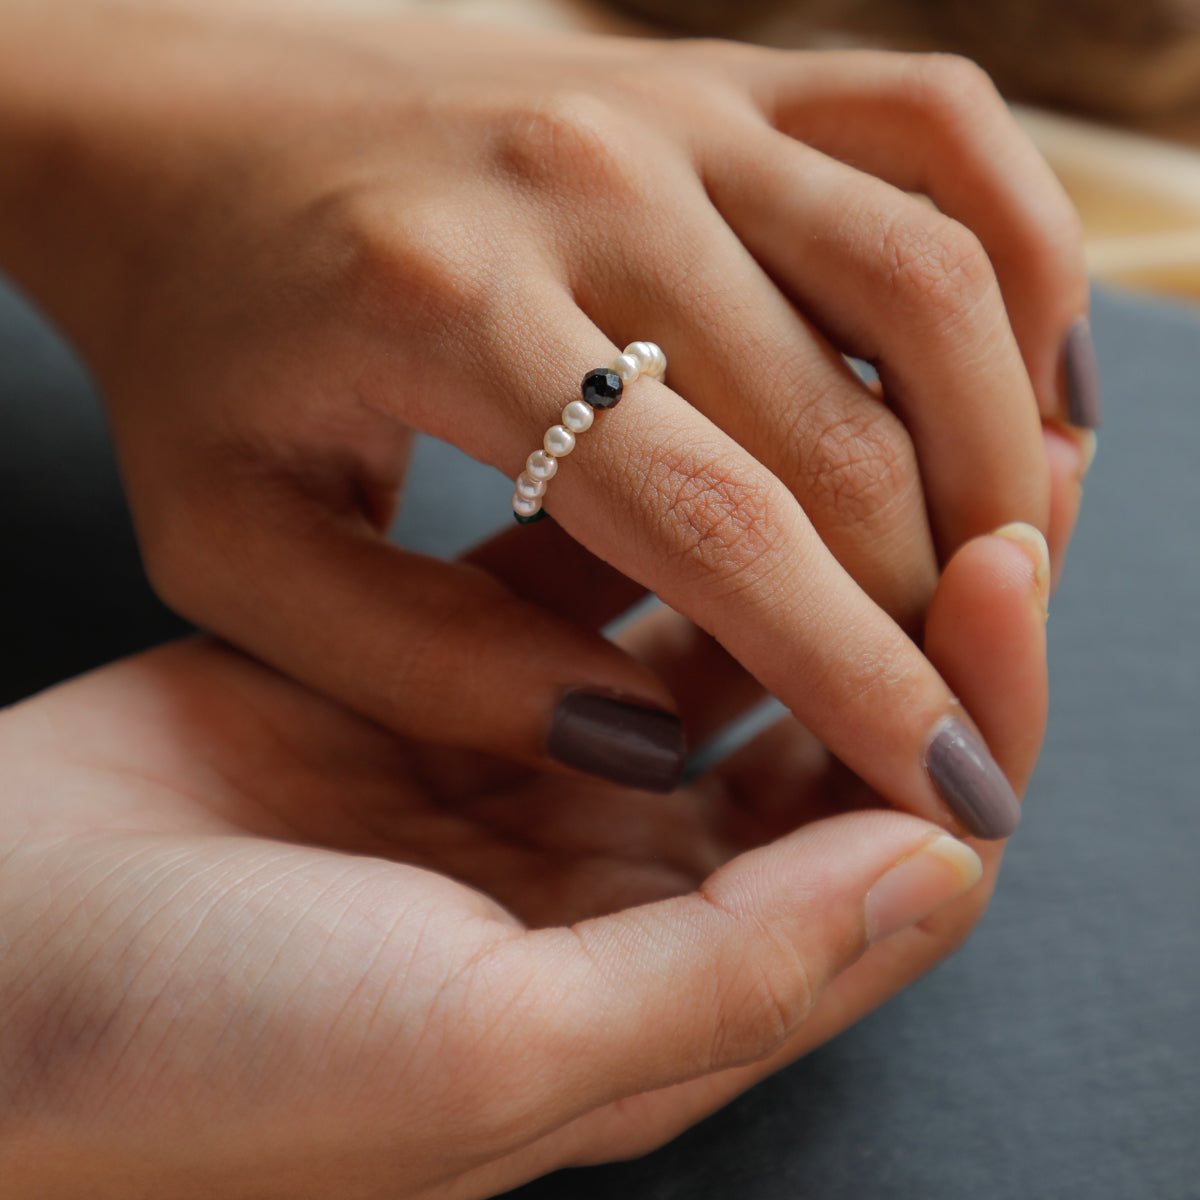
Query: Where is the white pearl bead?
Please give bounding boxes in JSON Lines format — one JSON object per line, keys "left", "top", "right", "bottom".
{"left": 515, "top": 471, "right": 546, "bottom": 500}
{"left": 611, "top": 352, "right": 640, "bottom": 383}
{"left": 512, "top": 492, "right": 542, "bottom": 518}
{"left": 646, "top": 343, "right": 667, "bottom": 379}
{"left": 526, "top": 449, "right": 558, "bottom": 481}
{"left": 544, "top": 424, "right": 576, "bottom": 458}
{"left": 561, "top": 400, "right": 594, "bottom": 433}
{"left": 623, "top": 341, "right": 656, "bottom": 373}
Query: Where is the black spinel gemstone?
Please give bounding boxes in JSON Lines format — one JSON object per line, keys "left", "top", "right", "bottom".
{"left": 514, "top": 508, "right": 549, "bottom": 525}
{"left": 581, "top": 368, "right": 623, "bottom": 410}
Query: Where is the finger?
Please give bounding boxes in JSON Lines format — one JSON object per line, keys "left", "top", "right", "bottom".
{"left": 703, "top": 127, "right": 1050, "bottom": 558}
{"left": 466, "top": 522, "right": 769, "bottom": 776}
{"left": 924, "top": 522, "right": 1050, "bottom": 796}
{"left": 567, "top": 166, "right": 938, "bottom": 630}
{"left": 732, "top": 47, "right": 1099, "bottom": 429}
{"left": 615, "top": 604, "right": 767, "bottom": 748}
{"left": 738, "top": 521, "right": 1051, "bottom": 1074}
{"left": 466, "top": 522, "right": 770, "bottom": 750}
{"left": 144, "top": 479, "right": 690, "bottom": 793}
{"left": 484, "top": 809, "right": 982, "bottom": 1127}
{"left": 446, "top": 291, "right": 1025, "bottom": 841}
{"left": 608, "top": 435, "right": 1071, "bottom": 795}
{"left": 462, "top": 516, "right": 647, "bottom": 630}
{"left": 1042, "top": 420, "right": 1096, "bottom": 591}
{"left": 683, "top": 515, "right": 1055, "bottom": 851}
{"left": 508, "top": 518, "right": 1055, "bottom": 1168}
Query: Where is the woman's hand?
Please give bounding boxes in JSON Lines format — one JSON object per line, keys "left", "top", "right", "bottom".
{"left": 1, "top": 522, "right": 1050, "bottom": 1199}
{"left": 0, "top": 0, "right": 1095, "bottom": 833}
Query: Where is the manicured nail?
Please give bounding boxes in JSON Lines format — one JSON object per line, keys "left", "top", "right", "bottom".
{"left": 866, "top": 835, "right": 984, "bottom": 944}
{"left": 548, "top": 691, "right": 687, "bottom": 793}
{"left": 924, "top": 716, "right": 1022, "bottom": 840}
{"left": 993, "top": 521, "right": 1051, "bottom": 618}
{"left": 1063, "top": 317, "right": 1103, "bottom": 429}
{"left": 1045, "top": 419, "right": 1098, "bottom": 483}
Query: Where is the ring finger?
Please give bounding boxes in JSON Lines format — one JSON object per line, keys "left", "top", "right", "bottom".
{"left": 440, "top": 284, "right": 1024, "bottom": 841}
{"left": 568, "top": 154, "right": 940, "bottom": 631}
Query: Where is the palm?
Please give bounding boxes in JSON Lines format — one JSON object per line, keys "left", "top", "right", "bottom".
{"left": 25, "top": 637, "right": 826, "bottom": 924}
{"left": 0, "top": 629, "right": 1014, "bottom": 1198}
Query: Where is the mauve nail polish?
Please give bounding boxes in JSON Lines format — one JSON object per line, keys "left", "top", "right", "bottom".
{"left": 548, "top": 691, "right": 687, "bottom": 793}
{"left": 925, "top": 717, "right": 1022, "bottom": 840}
{"left": 1063, "top": 317, "right": 1103, "bottom": 429}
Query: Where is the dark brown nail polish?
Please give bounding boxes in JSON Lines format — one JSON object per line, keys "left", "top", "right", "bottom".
{"left": 548, "top": 691, "right": 687, "bottom": 793}
{"left": 925, "top": 717, "right": 1021, "bottom": 840}
{"left": 1063, "top": 317, "right": 1103, "bottom": 429}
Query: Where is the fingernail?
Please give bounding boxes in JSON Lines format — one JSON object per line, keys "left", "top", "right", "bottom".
{"left": 866, "top": 834, "right": 984, "bottom": 944}
{"left": 993, "top": 521, "right": 1051, "bottom": 618}
{"left": 548, "top": 691, "right": 687, "bottom": 793}
{"left": 924, "top": 716, "right": 1022, "bottom": 840}
{"left": 1045, "top": 419, "right": 1098, "bottom": 483}
{"left": 1062, "top": 317, "right": 1103, "bottom": 429}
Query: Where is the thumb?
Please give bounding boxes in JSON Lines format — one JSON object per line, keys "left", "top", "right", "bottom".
{"left": 492, "top": 811, "right": 980, "bottom": 1119}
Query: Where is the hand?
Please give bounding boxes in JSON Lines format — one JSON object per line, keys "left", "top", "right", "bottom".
{"left": 1, "top": 522, "right": 1050, "bottom": 1199}
{"left": 0, "top": 1, "right": 1094, "bottom": 834}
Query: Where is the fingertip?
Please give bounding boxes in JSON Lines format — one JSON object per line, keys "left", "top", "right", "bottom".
{"left": 1061, "top": 316, "right": 1103, "bottom": 430}
{"left": 1042, "top": 418, "right": 1094, "bottom": 590}
{"left": 865, "top": 833, "right": 984, "bottom": 944}
{"left": 546, "top": 689, "right": 688, "bottom": 794}
{"left": 936, "top": 522, "right": 1053, "bottom": 625}
{"left": 925, "top": 528, "right": 1050, "bottom": 796}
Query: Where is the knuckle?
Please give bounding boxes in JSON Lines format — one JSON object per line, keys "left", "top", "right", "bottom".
{"left": 901, "top": 54, "right": 1088, "bottom": 290}
{"left": 349, "top": 198, "right": 500, "bottom": 336}
{"left": 638, "top": 439, "right": 782, "bottom": 600}
{"left": 664, "top": 35, "right": 763, "bottom": 84}
{"left": 880, "top": 209, "right": 995, "bottom": 324}
{"left": 803, "top": 408, "right": 919, "bottom": 528}
{"left": 705, "top": 925, "right": 815, "bottom": 1071}
{"left": 492, "top": 90, "right": 646, "bottom": 203}
{"left": 907, "top": 52, "right": 1002, "bottom": 120}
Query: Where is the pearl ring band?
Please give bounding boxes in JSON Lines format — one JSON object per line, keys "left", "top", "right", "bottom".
{"left": 512, "top": 340, "right": 667, "bottom": 523}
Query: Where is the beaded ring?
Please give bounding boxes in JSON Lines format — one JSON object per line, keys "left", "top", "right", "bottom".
{"left": 511, "top": 340, "right": 666, "bottom": 523}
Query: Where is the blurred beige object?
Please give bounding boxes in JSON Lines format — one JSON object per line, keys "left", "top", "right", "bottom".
{"left": 1017, "top": 107, "right": 1200, "bottom": 299}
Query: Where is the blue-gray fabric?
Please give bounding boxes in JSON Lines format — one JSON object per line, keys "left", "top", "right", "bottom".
{"left": 1, "top": 277, "right": 1196, "bottom": 1198}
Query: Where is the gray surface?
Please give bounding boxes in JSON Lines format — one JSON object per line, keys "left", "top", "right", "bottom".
{"left": 1, "top": 276, "right": 1197, "bottom": 1197}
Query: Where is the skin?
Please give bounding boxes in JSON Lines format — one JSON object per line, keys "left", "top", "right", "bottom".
{"left": 1, "top": 527, "right": 1051, "bottom": 1199}
{"left": 0, "top": 0, "right": 1091, "bottom": 828}
{"left": 0, "top": 3, "right": 1093, "bottom": 1191}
